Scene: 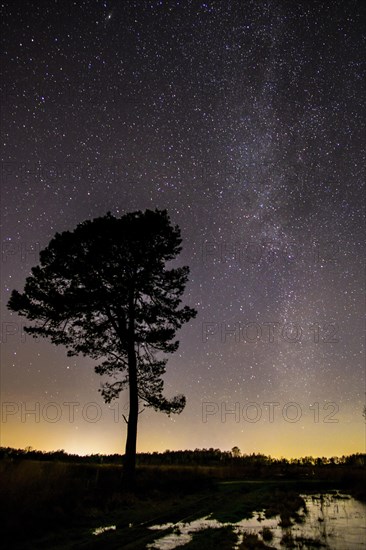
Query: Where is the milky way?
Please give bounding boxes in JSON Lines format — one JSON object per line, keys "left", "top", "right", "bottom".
{"left": 1, "top": 1, "right": 364, "bottom": 457}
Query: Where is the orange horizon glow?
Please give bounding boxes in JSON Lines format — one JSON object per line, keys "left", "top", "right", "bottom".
{"left": 1, "top": 411, "right": 364, "bottom": 460}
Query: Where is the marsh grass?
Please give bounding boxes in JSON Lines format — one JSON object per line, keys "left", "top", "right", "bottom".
{"left": 1, "top": 458, "right": 364, "bottom": 548}
{"left": 280, "top": 531, "right": 295, "bottom": 547}
{"left": 0, "top": 459, "right": 213, "bottom": 548}
{"left": 261, "top": 527, "right": 273, "bottom": 541}
{"left": 239, "top": 532, "right": 276, "bottom": 549}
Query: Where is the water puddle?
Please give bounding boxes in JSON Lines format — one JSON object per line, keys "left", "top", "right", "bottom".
{"left": 293, "top": 493, "right": 366, "bottom": 549}
{"left": 147, "top": 492, "right": 366, "bottom": 549}
{"left": 146, "top": 516, "right": 224, "bottom": 549}
{"left": 92, "top": 524, "right": 116, "bottom": 535}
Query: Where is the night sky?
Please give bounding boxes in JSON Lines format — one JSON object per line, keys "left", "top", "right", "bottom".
{"left": 1, "top": 0, "right": 365, "bottom": 458}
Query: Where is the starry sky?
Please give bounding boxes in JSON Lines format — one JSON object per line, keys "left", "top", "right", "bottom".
{"left": 1, "top": 0, "right": 365, "bottom": 458}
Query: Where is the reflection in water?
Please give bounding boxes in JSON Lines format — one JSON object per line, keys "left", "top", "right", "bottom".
{"left": 147, "top": 493, "right": 366, "bottom": 549}
{"left": 295, "top": 493, "right": 366, "bottom": 549}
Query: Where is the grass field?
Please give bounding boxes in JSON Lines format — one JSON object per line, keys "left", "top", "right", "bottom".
{"left": 1, "top": 458, "right": 365, "bottom": 549}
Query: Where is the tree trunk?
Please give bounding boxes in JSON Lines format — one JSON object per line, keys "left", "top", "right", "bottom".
{"left": 124, "top": 293, "right": 138, "bottom": 488}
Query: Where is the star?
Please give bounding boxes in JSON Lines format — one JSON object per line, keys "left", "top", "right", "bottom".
{"left": 1, "top": 0, "right": 364, "bottom": 458}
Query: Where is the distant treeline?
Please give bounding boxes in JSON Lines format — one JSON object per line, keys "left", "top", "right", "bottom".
{"left": 0, "top": 446, "right": 365, "bottom": 467}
